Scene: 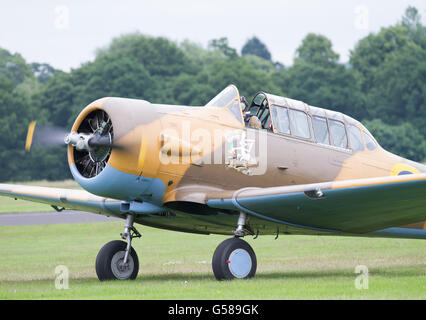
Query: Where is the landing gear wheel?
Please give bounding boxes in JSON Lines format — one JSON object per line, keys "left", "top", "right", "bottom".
{"left": 212, "top": 237, "right": 257, "bottom": 280}
{"left": 95, "top": 240, "right": 139, "bottom": 281}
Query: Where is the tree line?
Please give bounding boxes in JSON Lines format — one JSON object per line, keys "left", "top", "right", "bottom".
{"left": 0, "top": 6, "right": 425, "bottom": 182}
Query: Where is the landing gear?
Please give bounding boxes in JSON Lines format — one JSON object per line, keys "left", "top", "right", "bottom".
{"left": 212, "top": 212, "right": 257, "bottom": 280}
{"left": 95, "top": 215, "right": 141, "bottom": 281}
{"left": 212, "top": 237, "right": 257, "bottom": 280}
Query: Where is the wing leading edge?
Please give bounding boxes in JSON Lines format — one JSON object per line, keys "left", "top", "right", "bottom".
{"left": 0, "top": 184, "right": 124, "bottom": 218}
{"left": 206, "top": 173, "right": 426, "bottom": 239}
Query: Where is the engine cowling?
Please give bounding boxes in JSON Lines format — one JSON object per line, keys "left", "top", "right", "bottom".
{"left": 67, "top": 97, "right": 165, "bottom": 204}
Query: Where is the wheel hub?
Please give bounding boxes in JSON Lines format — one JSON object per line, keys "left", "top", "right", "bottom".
{"left": 227, "top": 248, "right": 252, "bottom": 279}
{"left": 111, "top": 251, "right": 135, "bottom": 280}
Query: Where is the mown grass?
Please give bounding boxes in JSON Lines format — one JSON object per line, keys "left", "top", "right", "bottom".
{"left": 0, "top": 222, "right": 424, "bottom": 299}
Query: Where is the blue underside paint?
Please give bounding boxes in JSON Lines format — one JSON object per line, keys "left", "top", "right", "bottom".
{"left": 120, "top": 200, "right": 165, "bottom": 214}
{"left": 366, "top": 227, "right": 426, "bottom": 239}
{"left": 70, "top": 164, "right": 166, "bottom": 206}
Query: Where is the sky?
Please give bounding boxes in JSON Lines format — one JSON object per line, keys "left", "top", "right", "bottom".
{"left": 0, "top": 0, "right": 425, "bottom": 71}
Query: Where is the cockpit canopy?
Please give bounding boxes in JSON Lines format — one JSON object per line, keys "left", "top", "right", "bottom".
{"left": 206, "top": 85, "right": 379, "bottom": 153}
{"left": 205, "top": 85, "right": 243, "bottom": 123}
{"left": 247, "top": 91, "right": 378, "bottom": 152}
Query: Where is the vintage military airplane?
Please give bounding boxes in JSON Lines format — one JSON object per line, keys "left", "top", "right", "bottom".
{"left": 1, "top": 85, "right": 425, "bottom": 281}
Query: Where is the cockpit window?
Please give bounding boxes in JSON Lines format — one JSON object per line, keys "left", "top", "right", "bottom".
{"left": 245, "top": 93, "right": 273, "bottom": 130}
{"left": 206, "top": 85, "right": 238, "bottom": 108}
{"left": 258, "top": 104, "right": 269, "bottom": 124}
{"left": 228, "top": 100, "right": 243, "bottom": 123}
{"left": 206, "top": 85, "right": 244, "bottom": 124}
{"left": 289, "top": 109, "right": 311, "bottom": 139}
{"left": 271, "top": 105, "right": 290, "bottom": 134}
{"left": 253, "top": 92, "right": 265, "bottom": 106}
{"left": 248, "top": 93, "right": 266, "bottom": 116}
{"left": 312, "top": 116, "right": 330, "bottom": 145}
{"left": 248, "top": 105, "right": 259, "bottom": 116}
{"left": 329, "top": 119, "right": 348, "bottom": 149}
{"left": 348, "top": 125, "right": 364, "bottom": 152}
{"left": 363, "top": 131, "right": 377, "bottom": 151}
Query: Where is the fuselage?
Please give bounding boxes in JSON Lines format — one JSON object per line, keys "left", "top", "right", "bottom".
{"left": 67, "top": 87, "right": 426, "bottom": 235}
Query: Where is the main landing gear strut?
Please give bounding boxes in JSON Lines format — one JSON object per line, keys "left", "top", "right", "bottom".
{"left": 95, "top": 212, "right": 257, "bottom": 281}
{"left": 212, "top": 212, "right": 257, "bottom": 280}
{"left": 95, "top": 214, "right": 141, "bottom": 281}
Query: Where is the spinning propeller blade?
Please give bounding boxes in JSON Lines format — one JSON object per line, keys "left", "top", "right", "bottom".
{"left": 25, "top": 121, "right": 69, "bottom": 151}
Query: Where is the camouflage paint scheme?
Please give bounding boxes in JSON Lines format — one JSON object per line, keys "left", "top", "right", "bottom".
{"left": 1, "top": 85, "right": 425, "bottom": 239}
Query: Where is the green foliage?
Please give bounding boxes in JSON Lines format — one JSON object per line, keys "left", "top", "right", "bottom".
{"left": 350, "top": 25, "right": 413, "bottom": 92}
{"left": 363, "top": 119, "right": 426, "bottom": 162}
{"left": 179, "top": 40, "right": 223, "bottom": 69}
{"left": 274, "top": 34, "right": 365, "bottom": 119}
{"left": 241, "top": 36, "right": 272, "bottom": 61}
{"left": 71, "top": 54, "right": 157, "bottom": 121}
{"left": 99, "top": 33, "right": 195, "bottom": 77}
{"left": 350, "top": 8, "right": 426, "bottom": 149}
{"left": 0, "top": 70, "right": 69, "bottom": 181}
{"left": 0, "top": 49, "right": 33, "bottom": 86}
{"left": 401, "top": 6, "right": 422, "bottom": 31}
{"left": 365, "top": 43, "right": 426, "bottom": 130}
{"left": 31, "top": 63, "right": 59, "bottom": 83}
{"left": 32, "top": 72, "right": 75, "bottom": 128}
{"left": 0, "top": 6, "right": 425, "bottom": 181}
{"left": 208, "top": 37, "right": 238, "bottom": 59}
{"left": 243, "top": 54, "right": 276, "bottom": 73}
{"left": 295, "top": 33, "right": 339, "bottom": 67}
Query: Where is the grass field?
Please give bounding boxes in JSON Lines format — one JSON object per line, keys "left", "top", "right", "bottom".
{"left": 0, "top": 222, "right": 424, "bottom": 299}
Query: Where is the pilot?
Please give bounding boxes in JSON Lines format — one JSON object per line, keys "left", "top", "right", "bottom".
{"left": 247, "top": 115, "right": 262, "bottom": 129}
{"left": 243, "top": 112, "right": 262, "bottom": 129}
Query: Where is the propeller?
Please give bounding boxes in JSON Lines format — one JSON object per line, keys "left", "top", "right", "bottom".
{"left": 25, "top": 115, "right": 124, "bottom": 152}
{"left": 25, "top": 121, "right": 69, "bottom": 151}
{"left": 25, "top": 109, "right": 125, "bottom": 178}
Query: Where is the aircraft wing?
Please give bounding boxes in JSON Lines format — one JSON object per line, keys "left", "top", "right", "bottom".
{"left": 206, "top": 173, "right": 426, "bottom": 238}
{"left": 0, "top": 184, "right": 123, "bottom": 218}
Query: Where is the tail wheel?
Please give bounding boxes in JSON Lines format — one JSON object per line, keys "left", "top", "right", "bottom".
{"left": 95, "top": 240, "right": 139, "bottom": 281}
{"left": 212, "top": 237, "right": 257, "bottom": 280}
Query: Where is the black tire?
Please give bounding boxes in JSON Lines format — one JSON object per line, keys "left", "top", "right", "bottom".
{"left": 95, "top": 240, "right": 139, "bottom": 281}
{"left": 212, "top": 237, "right": 257, "bottom": 280}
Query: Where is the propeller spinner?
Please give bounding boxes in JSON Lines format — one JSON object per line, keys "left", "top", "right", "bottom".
{"left": 25, "top": 109, "right": 121, "bottom": 178}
